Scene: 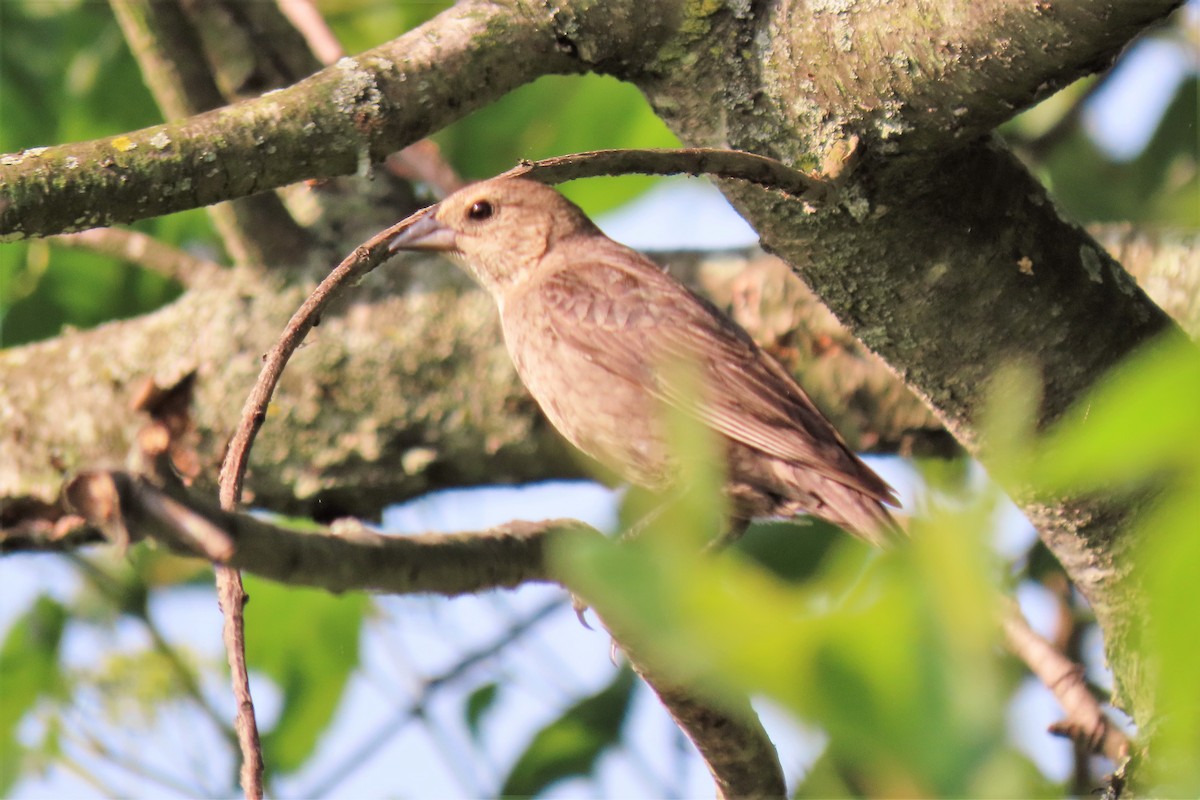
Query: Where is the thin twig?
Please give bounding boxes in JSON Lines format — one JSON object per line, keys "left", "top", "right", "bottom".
{"left": 501, "top": 148, "right": 830, "bottom": 201}
{"left": 1001, "top": 600, "right": 1130, "bottom": 763}
{"left": 216, "top": 211, "right": 429, "bottom": 508}
{"left": 276, "top": 0, "right": 344, "bottom": 65}
{"left": 51, "top": 228, "right": 222, "bottom": 285}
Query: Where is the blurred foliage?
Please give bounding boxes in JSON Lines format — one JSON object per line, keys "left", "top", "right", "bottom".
{"left": 0, "top": 0, "right": 675, "bottom": 347}
{"left": 1015, "top": 334, "right": 1200, "bottom": 793}
{"left": 0, "top": 240, "right": 185, "bottom": 346}
{"left": 319, "top": 0, "right": 453, "bottom": 50}
{"left": 242, "top": 575, "right": 368, "bottom": 775}
{"left": 0, "top": 596, "right": 67, "bottom": 796}
{"left": 0, "top": 0, "right": 205, "bottom": 347}
{"left": 500, "top": 666, "right": 636, "bottom": 796}
{"left": 1002, "top": 34, "right": 1199, "bottom": 228}
{"left": 553, "top": 331, "right": 1200, "bottom": 797}
{"left": 554, "top": 400, "right": 1031, "bottom": 797}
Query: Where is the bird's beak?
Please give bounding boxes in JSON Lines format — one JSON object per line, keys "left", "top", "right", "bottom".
{"left": 388, "top": 210, "right": 457, "bottom": 253}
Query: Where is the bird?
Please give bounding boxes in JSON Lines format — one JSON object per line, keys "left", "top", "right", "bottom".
{"left": 388, "top": 177, "right": 899, "bottom": 545}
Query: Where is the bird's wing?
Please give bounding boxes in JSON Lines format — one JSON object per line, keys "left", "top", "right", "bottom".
{"left": 530, "top": 253, "right": 895, "bottom": 503}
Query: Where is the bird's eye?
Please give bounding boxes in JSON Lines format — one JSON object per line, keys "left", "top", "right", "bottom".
{"left": 467, "top": 200, "right": 494, "bottom": 221}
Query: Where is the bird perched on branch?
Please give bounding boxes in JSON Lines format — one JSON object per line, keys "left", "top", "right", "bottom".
{"left": 388, "top": 177, "right": 899, "bottom": 544}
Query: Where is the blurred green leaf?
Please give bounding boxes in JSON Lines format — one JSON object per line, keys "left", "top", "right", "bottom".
{"left": 1030, "top": 333, "right": 1200, "bottom": 494}
{"left": 0, "top": 596, "right": 68, "bottom": 795}
{"left": 500, "top": 666, "right": 635, "bottom": 797}
{"left": 1023, "top": 77, "right": 1199, "bottom": 226}
{"left": 554, "top": 449, "right": 1013, "bottom": 795}
{"left": 319, "top": 0, "right": 453, "bottom": 54}
{"left": 0, "top": 240, "right": 185, "bottom": 346}
{"left": 0, "top": 2, "right": 215, "bottom": 347}
{"left": 990, "top": 331, "right": 1200, "bottom": 793}
{"left": 437, "top": 73, "right": 680, "bottom": 216}
{"left": 465, "top": 681, "right": 499, "bottom": 741}
{"left": 0, "top": 1, "right": 160, "bottom": 153}
{"left": 734, "top": 518, "right": 841, "bottom": 583}
{"left": 242, "top": 576, "right": 368, "bottom": 775}
{"left": 618, "top": 364, "right": 728, "bottom": 549}
{"left": 1141, "top": 478, "right": 1200, "bottom": 793}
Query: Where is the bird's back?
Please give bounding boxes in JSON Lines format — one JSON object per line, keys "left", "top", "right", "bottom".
{"left": 500, "top": 235, "right": 898, "bottom": 543}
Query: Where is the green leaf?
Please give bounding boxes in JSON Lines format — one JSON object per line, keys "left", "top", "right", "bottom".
{"left": 436, "top": 73, "right": 680, "bottom": 216}
{"left": 499, "top": 667, "right": 636, "bottom": 797}
{"left": 553, "top": 465, "right": 1012, "bottom": 796}
{"left": 1140, "top": 481, "right": 1200, "bottom": 793}
{"left": 242, "top": 576, "right": 368, "bottom": 775}
{"left": 320, "top": 0, "right": 454, "bottom": 55}
{"left": 0, "top": 596, "right": 68, "bottom": 795}
{"left": 464, "top": 681, "right": 499, "bottom": 741}
{"left": 1030, "top": 333, "right": 1200, "bottom": 493}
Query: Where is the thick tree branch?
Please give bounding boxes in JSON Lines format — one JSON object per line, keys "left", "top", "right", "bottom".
{"left": 623, "top": 0, "right": 1187, "bottom": 730}
{"left": 0, "top": 0, "right": 579, "bottom": 241}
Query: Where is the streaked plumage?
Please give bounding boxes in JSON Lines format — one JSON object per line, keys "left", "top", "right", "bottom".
{"left": 389, "top": 177, "right": 899, "bottom": 544}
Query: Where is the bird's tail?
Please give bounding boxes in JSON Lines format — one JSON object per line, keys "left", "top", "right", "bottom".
{"left": 778, "top": 472, "right": 904, "bottom": 547}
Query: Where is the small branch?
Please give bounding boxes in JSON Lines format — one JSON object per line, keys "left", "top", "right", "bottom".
{"left": 277, "top": 0, "right": 343, "bottom": 66}
{"left": 1, "top": 515, "right": 104, "bottom": 553}
{"left": 215, "top": 565, "right": 260, "bottom": 800}
{"left": 110, "top": 0, "right": 310, "bottom": 272}
{"left": 107, "top": 0, "right": 227, "bottom": 120}
{"left": 598, "top": 612, "right": 786, "bottom": 799}
{"left": 1001, "top": 601, "right": 1131, "bottom": 763}
{"left": 216, "top": 213, "right": 419, "bottom": 509}
{"left": 213, "top": 0, "right": 325, "bottom": 88}
{"left": 63, "top": 470, "right": 597, "bottom": 594}
{"left": 60, "top": 468, "right": 779, "bottom": 797}
{"left": 387, "top": 141, "right": 465, "bottom": 198}
{"left": 51, "top": 228, "right": 221, "bottom": 286}
{"left": 502, "top": 148, "right": 829, "bottom": 201}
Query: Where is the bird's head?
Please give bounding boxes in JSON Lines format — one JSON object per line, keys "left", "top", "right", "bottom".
{"left": 388, "top": 177, "right": 599, "bottom": 297}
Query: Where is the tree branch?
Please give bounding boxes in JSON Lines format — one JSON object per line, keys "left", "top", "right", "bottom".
{"left": 0, "top": 0, "right": 578, "bottom": 241}
{"left": 1002, "top": 601, "right": 1130, "bottom": 763}
{"left": 50, "top": 228, "right": 221, "bottom": 286}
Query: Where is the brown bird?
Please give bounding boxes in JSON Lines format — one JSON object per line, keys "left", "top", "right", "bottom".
{"left": 388, "top": 177, "right": 899, "bottom": 544}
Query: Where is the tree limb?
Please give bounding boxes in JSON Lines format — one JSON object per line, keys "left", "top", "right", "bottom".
{"left": 0, "top": 0, "right": 579, "bottom": 241}
{"left": 1002, "top": 600, "right": 1131, "bottom": 763}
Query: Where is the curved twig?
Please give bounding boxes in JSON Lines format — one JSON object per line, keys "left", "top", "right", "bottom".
{"left": 502, "top": 148, "right": 829, "bottom": 201}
